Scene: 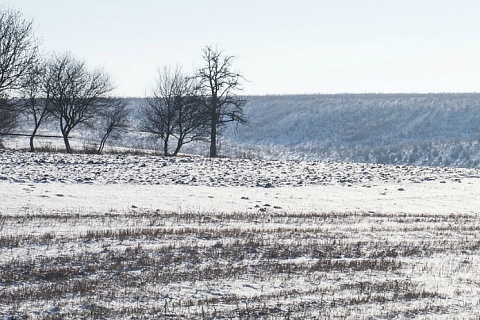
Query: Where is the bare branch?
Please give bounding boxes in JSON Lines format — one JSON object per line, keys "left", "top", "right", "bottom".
{"left": 195, "top": 46, "right": 248, "bottom": 157}
{"left": 0, "top": 7, "right": 39, "bottom": 136}
{"left": 45, "top": 52, "right": 115, "bottom": 153}
{"left": 0, "top": 8, "right": 38, "bottom": 94}
{"left": 141, "top": 65, "right": 208, "bottom": 156}
{"left": 96, "top": 98, "right": 130, "bottom": 154}
{"left": 18, "top": 59, "right": 52, "bottom": 151}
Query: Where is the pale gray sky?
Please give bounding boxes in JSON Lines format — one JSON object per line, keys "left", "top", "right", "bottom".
{"left": 7, "top": 0, "right": 480, "bottom": 97}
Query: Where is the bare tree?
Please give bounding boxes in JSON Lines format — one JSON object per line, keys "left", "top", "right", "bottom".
{"left": 195, "top": 46, "right": 247, "bottom": 157}
{"left": 46, "top": 53, "right": 115, "bottom": 153}
{"left": 96, "top": 98, "right": 130, "bottom": 154}
{"left": 20, "top": 61, "right": 51, "bottom": 152}
{"left": 0, "top": 7, "right": 39, "bottom": 135}
{"left": 0, "top": 8, "right": 38, "bottom": 94}
{"left": 141, "top": 66, "right": 207, "bottom": 156}
{"left": 171, "top": 91, "right": 208, "bottom": 156}
{"left": 141, "top": 67, "right": 179, "bottom": 156}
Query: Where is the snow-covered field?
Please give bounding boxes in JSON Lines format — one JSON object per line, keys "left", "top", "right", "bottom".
{"left": 2, "top": 150, "right": 480, "bottom": 318}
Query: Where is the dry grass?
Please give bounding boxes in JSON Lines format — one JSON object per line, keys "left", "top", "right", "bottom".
{"left": 1, "top": 209, "right": 480, "bottom": 318}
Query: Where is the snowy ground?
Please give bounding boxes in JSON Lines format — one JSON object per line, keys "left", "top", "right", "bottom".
{"left": 1, "top": 150, "right": 480, "bottom": 318}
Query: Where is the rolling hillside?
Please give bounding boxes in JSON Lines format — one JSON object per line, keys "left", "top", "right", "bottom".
{"left": 221, "top": 93, "right": 480, "bottom": 167}
{"left": 9, "top": 94, "right": 480, "bottom": 168}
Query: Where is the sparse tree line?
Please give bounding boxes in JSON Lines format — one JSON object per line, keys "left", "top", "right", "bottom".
{"left": 0, "top": 7, "right": 246, "bottom": 157}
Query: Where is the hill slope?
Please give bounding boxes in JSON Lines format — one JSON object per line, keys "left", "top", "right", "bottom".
{"left": 222, "top": 93, "right": 480, "bottom": 167}
{"left": 8, "top": 94, "right": 480, "bottom": 168}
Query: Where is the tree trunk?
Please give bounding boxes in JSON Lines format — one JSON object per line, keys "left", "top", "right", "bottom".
{"left": 29, "top": 135, "right": 35, "bottom": 152}
{"left": 97, "top": 133, "right": 109, "bottom": 154}
{"left": 63, "top": 133, "right": 72, "bottom": 154}
{"left": 173, "top": 138, "right": 183, "bottom": 156}
{"left": 163, "top": 138, "right": 169, "bottom": 156}
{"left": 209, "top": 120, "right": 217, "bottom": 158}
{"left": 29, "top": 126, "right": 38, "bottom": 152}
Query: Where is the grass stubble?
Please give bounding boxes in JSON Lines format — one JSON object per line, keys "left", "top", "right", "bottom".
{"left": 1, "top": 209, "right": 480, "bottom": 319}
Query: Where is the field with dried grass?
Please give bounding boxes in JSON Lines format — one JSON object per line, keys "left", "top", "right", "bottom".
{"left": 1, "top": 150, "right": 480, "bottom": 319}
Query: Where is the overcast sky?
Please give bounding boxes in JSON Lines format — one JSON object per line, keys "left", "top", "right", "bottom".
{"left": 7, "top": 0, "right": 480, "bottom": 97}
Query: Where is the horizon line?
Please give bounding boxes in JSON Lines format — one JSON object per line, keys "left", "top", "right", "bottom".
{"left": 118, "top": 91, "right": 480, "bottom": 99}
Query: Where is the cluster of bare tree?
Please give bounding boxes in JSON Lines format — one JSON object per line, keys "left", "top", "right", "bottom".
{"left": 0, "top": 7, "right": 247, "bottom": 157}
{"left": 0, "top": 7, "right": 128, "bottom": 153}
{"left": 141, "top": 46, "right": 247, "bottom": 157}
{"left": 19, "top": 53, "right": 130, "bottom": 154}
{"left": 141, "top": 67, "right": 203, "bottom": 156}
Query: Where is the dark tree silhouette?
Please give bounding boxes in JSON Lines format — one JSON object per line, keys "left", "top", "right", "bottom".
{"left": 141, "top": 66, "right": 207, "bottom": 156}
{"left": 46, "top": 53, "right": 115, "bottom": 153}
{"left": 20, "top": 62, "right": 51, "bottom": 152}
{"left": 0, "top": 8, "right": 39, "bottom": 136}
{"left": 195, "top": 46, "right": 247, "bottom": 157}
{"left": 96, "top": 99, "right": 130, "bottom": 154}
{"left": 171, "top": 92, "right": 208, "bottom": 156}
{"left": 0, "top": 8, "right": 38, "bottom": 94}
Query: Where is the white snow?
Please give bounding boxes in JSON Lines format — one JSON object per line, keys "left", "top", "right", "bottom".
{"left": 2, "top": 150, "right": 480, "bottom": 318}
{"left": 2, "top": 177, "right": 480, "bottom": 216}
{"left": 1, "top": 150, "right": 480, "bottom": 215}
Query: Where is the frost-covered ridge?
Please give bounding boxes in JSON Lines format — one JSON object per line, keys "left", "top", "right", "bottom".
{"left": 1, "top": 150, "right": 478, "bottom": 187}
{"left": 222, "top": 93, "right": 480, "bottom": 167}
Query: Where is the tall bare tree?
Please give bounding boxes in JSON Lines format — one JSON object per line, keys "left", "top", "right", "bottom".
{"left": 0, "top": 8, "right": 38, "bottom": 94}
{"left": 0, "top": 7, "right": 39, "bottom": 135}
{"left": 20, "top": 61, "right": 51, "bottom": 152}
{"left": 195, "top": 46, "right": 247, "bottom": 157}
{"left": 96, "top": 98, "right": 130, "bottom": 154}
{"left": 141, "top": 66, "right": 207, "bottom": 156}
{"left": 46, "top": 53, "right": 115, "bottom": 153}
{"left": 171, "top": 90, "right": 208, "bottom": 156}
